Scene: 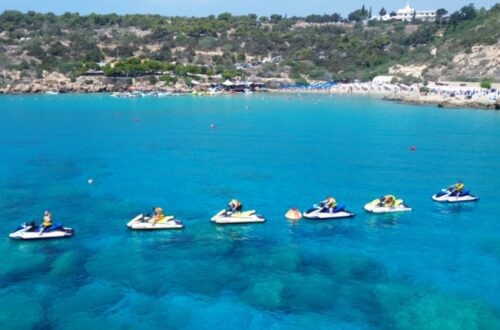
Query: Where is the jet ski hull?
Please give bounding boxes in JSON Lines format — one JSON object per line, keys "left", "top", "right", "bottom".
{"left": 432, "top": 191, "right": 479, "bottom": 203}
{"left": 303, "top": 207, "right": 355, "bottom": 219}
{"left": 9, "top": 225, "right": 74, "bottom": 240}
{"left": 364, "top": 205, "right": 412, "bottom": 213}
{"left": 127, "top": 214, "right": 184, "bottom": 230}
{"left": 211, "top": 209, "right": 266, "bottom": 224}
{"left": 364, "top": 199, "right": 412, "bottom": 213}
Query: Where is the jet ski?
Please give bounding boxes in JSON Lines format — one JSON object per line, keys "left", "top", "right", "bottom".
{"left": 9, "top": 222, "right": 74, "bottom": 240}
{"left": 127, "top": 214, "right": 184, "bottom": 230}
{"left": 432, "top": 188, "right": 479, "bottom": 203}
{"left": 364, "top": 198, "right": 412, "bottom": 213}
{"left": 303, "top": 204, "right": 355, "bottom": 220}
{"left": 211, "top": 209, "right": 266, "bottom": 224}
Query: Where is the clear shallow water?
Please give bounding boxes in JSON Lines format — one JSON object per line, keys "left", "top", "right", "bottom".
{"left": 0, "top": 93, "right": 499, "bottom": 329}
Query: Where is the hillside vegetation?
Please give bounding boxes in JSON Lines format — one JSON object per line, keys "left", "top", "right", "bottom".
{"left": 0, "top": 3, "right": 498, "bottom": 89}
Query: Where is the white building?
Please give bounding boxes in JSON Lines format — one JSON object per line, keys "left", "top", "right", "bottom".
{"left": 371, "top": 2, "right": 436, "bottom": 22}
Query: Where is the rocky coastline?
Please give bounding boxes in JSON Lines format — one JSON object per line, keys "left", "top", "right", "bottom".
{"left": 0, "top": 71, "right": 192, "bottom": 94}
{"left": 383, "top": 93, "right": 500, "bottom": 110}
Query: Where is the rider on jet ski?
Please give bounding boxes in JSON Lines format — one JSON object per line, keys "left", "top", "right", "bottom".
{"left": 227, "top": 199, "right": 243, "bottom": 214}
{"left": 381, "top": 195, "right": 396, "bottom": 207}
{"left": 40, "top": 211, "right": 53, "bottom": 233}
{"left": 151, "top": 207, "right": 165, "bottom": 224}
{"left": 321, "top": 197, "right": 337, "bottom": 213}
{"left": 449, "top": 182, "right": 464, "bottom": 196}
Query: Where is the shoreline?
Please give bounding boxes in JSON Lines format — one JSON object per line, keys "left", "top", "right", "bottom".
{"left": 383, "top": 94, "right": 500, "bottom": 110}
{"left": 271, "top": 82, "right": 500, "bottom": 110}
{"left": 1, "top": 83, "right": 498, "bottom": 110}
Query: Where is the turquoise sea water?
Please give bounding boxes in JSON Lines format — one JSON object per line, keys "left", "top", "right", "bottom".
{"left": 1, "top": 93, "right": 499, "bottom": 329}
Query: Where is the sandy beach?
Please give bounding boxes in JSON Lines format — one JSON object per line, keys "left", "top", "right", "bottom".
{"left": 275, "top": 81, "right": 500, "bottom": 110}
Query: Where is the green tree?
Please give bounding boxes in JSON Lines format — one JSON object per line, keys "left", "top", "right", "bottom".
{"left": 48, "top": 41, "right": 68, "bottom": 56}
{"left": 149, "top": 76, "right": 158, "bottom": 85}
{"left": 480, "top": 79, "right": 491, "bottom": 89}
{"left": 151, "top": 45, "right": 172, "bottom": 61}
{"left": 348, "top": 6, "right": 369, "bottom": 22}
{"left": 294, "top": 75, "right": 309, "bottom": 85}
{"left": 24, "top": 40, "right": 45, "bottom": 59}
{"left": 270, "top": 14, "right": 283, "bottom": 24}
{"left": 436, "top": 8, "right": 448, "bottom": 18}
{"left": 379, "top": 7, "right": 387, "bottom": 16}
{"left": 237, "top": 52, "right": 246, "bottom": 61}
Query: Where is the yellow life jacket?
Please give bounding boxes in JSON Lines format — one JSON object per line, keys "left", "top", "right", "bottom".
{"left": 42, "top": 215, "right": 53, "bottom": 227}
{"left": 153, "top": 207, "right": 165, "bottom": 220}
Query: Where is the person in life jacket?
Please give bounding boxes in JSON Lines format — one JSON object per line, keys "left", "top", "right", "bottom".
{"left": 151, "top": 207, "right": 165, "bottom": 224}
{"left": 40, "top": 211, "right": 53, "bottom": 233}
{"left": 227, "top": 199, "right": 243, "bottom": 213}
{"left": 450, "top": 182, "right": 464, "bottom": 196}
{"left": 381, "top": 195, "right": 396, "bottom": 207}
{"left": 323, "top": 197, "right": 337, "bottom": 213}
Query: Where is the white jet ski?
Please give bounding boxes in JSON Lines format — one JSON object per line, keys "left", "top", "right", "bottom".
{"left": 9, "top": 223, "right": 74, "bottom": 240}
{"left": 432, "top": 188, "right": 479, "bottom": 203}
{"left": 211, "top": 209, "right": 266, "bottom": 224}
{"left": 303, "top": 204, "right": 355, "bottom": 220}
{"left": 364, "top": 198, "right": 412, "bottom": 214}
{"left": 127, "top": 214, "right": 184, "bottom": 230}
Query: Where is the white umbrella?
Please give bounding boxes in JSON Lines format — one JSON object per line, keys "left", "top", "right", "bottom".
{"left": 222, "top": 80, "right": 234, "bottom": 86}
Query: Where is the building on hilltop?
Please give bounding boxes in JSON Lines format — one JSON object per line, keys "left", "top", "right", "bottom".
{"left": 371, "top": 1, "right": 436, "bottom": 22}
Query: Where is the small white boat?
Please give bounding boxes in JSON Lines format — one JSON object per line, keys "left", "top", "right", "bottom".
{"left": 303, "top": 205, "right": 355, "bottom": 220}
{"left": 432, "top": 189, "right": 479, "bottom": 203}
{"left": 364, "top": 199, "right": 412, "bottom": 214}
{"left": 211, "top": 209, "right": 266, "bottom": 224}
{"left": 9, "top": 223, "right": 74, "bottom": 240}
{"left": 127, "top": 214, "right": 184, "bottom": 230}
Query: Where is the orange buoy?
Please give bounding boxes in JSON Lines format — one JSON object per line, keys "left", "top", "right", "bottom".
{"left": 285, "top": 208, "right": 302, "bottom": 220}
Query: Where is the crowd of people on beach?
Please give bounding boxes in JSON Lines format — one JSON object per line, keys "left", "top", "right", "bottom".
{"left": 298, "top": 81, "right": 500, "bottom": 108}
{"left": 329, "top": 82, "right": 498, "bottom": 100}
{"left": 276, "top": 80, "right": 496, "bottom": 98}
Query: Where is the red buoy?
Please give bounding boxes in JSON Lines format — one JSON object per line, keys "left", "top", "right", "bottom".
{"left": 410, "top": 146, "right": 416, "bottom": 151}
